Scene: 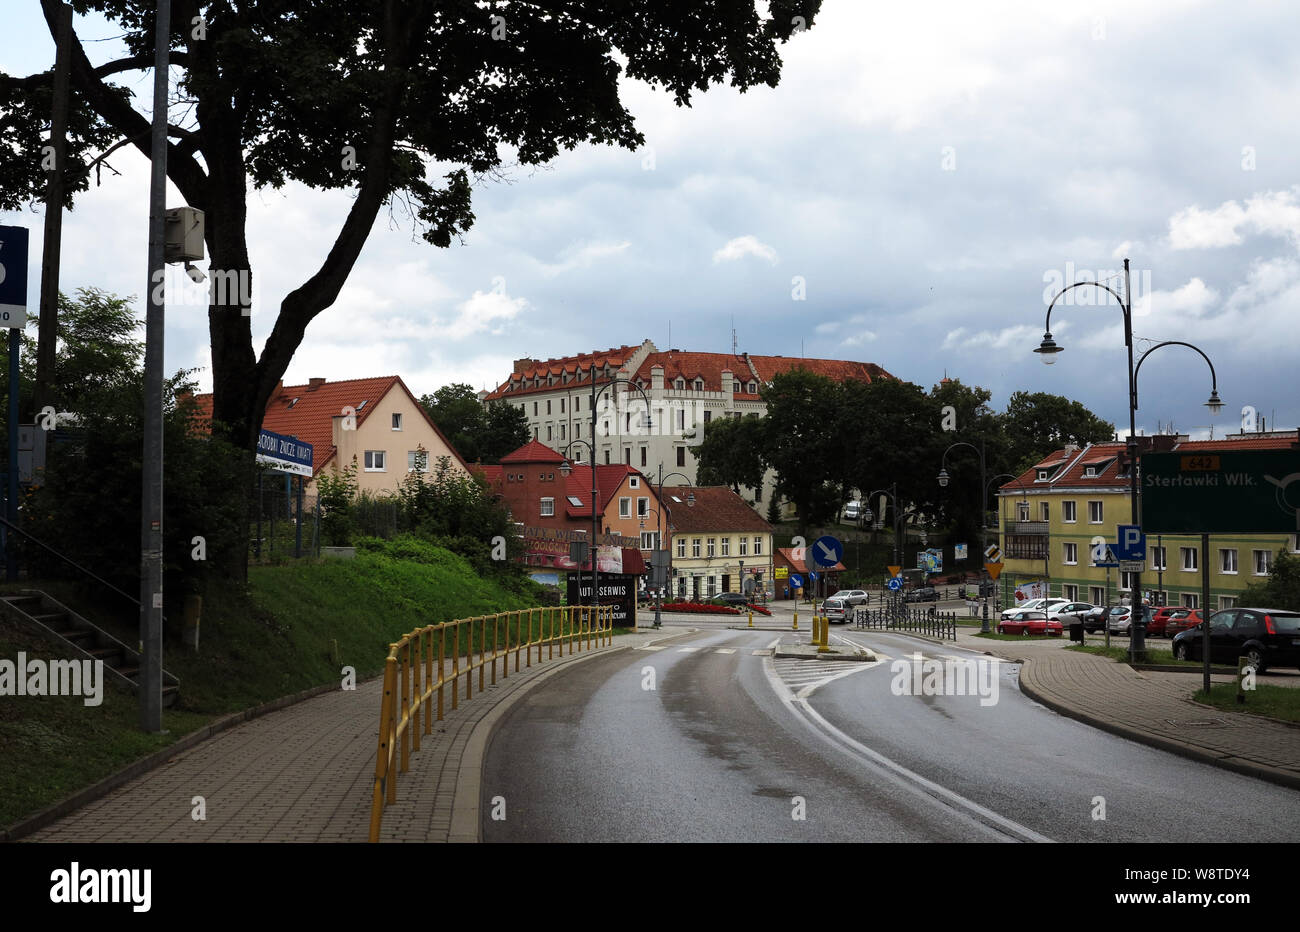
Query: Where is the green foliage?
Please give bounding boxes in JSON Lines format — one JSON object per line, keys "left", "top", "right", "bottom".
{"left": 417, "top": 385, "right": 530, "bottom": 464}
{"left": 314, "top": 457, "right": 359, "bottom": 546}
{"left": 766, "top": 494, "right": 782, "bottom": 525}
{"left": 1001, "top": 390, "right": 1116, "bottom": 474}
{"left": 694, "top": 415, "right": 766, "bottom": 493}
{"left": 1240, "top": 549, "right": 1300, "bottom": 611}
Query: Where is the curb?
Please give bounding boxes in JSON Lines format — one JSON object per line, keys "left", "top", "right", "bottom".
{"left": 447, "top": 627, "right": 698, "bottom": 843}
{"left": 1015, "top": 658, "right": 1300, "bottom": 793}
{"left": 2, "top": 675, "right": 370, "bottom": 842}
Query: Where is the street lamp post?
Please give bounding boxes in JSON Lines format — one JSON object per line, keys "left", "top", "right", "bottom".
{"left": 650, "top": 467, "right": 693, "bottom": 627}
{"left": 1035, "top": 260, "right": 1222, "bottom": 661}
{"left": 863, "top": 484, "right": 907, "bottom": 601}
{"left": 558, "top": 440, "right": 596, "bottom": 613}
{"left": 937, "top": 439, "right": 989, "bottom": 630}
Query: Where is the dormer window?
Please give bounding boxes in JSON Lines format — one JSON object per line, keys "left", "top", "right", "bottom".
{"left": 693, "top": 378, "right": 704, "bottom": 391}
{"left": 674, "top": 377, "right": 686, "bottom": 390}
{"left": 629, "top": 477, "right": 639, "bottom": 488}
{"left": 1036, "top": 469, "right": 1048, "bottom": 481}
{"left": 1084, "top": 466, "right": 1097, "bottom": 478}
{"left": 288, "top": 397, "right": 300, "bottom": 409}
{"left": 747, "top": 381, "right": 757, "bottom": 393}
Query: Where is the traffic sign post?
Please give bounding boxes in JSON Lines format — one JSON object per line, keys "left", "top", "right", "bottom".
{"left": 1116, "top": 524, "right": 1146, "bottom": 561}
{"left": 0, "top": 225, "right": 29, "bottom": 583}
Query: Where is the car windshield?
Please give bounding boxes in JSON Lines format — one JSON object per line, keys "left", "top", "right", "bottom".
{"left": 1109, "top": 607, "right": 1127, "bottom": 615}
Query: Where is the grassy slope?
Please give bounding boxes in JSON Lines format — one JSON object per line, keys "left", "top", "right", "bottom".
{"left": 0, "top": 538, "right": 542, "bottom": 828}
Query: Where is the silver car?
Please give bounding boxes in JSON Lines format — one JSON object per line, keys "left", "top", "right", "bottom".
{"left": 829, "top": 589, "right": 869, "bottom": 606}
{"left": 821, "top": 598, "right": 850, "bottom": 624}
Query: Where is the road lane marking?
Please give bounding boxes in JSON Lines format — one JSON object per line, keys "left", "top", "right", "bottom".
{"left": 636, "top": 645, "right": 667, "bottom": 651}
{"left": 751, "top": 649, "right": 773, "bottom": 655}
{"left": 761, "top": 655, "right": 1054, "bottom": 844}
{"left": 677, "top": 647, "right": 700, "bottom": 652}
{"left": 714, "top": 648, "right": 737, "bottom": 654}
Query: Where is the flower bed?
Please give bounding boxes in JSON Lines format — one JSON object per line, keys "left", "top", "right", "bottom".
{"left": 746, "top": 603, "right": 773, "bottom": 616}
{"left": 660, "top": 602, "right": 741, "bottom": 615}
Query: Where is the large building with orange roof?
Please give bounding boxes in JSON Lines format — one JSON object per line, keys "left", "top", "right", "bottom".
{"left": 995, "top": 430, "right": 1300, "bottom": 612}
{"left": 191, "top": 375, "right": 470, "bottom": 494}
{"left": 482, "top": 338, "right": 894, "bottom": 515}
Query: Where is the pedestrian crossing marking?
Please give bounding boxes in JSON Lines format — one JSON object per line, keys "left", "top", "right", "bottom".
{"left": 677, "top": 647, "right": 700, "bottom": 653}
{"left": 635, "top": 644, "right": 667, "bottom": 651}
{"left": 714, "top": 648, "right": 737, "bottom": 654}
{"left": 752, "top": 649, "right": 773, "bottom": 656}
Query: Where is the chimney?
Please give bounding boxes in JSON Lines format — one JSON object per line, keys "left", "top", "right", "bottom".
{"left": 306, "top": 377, "right": 326, "bottom": 392}
{"left": 513, "top": 357, "right": 537, "bottom": 375}
{"left": 1063, "top": 442, "right": 1079, "bottom": 458}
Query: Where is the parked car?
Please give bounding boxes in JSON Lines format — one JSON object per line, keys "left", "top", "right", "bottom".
{"left": 1046, "top": 602, "right": 1096, "bottom": 623}
{"left": 821, "top": 597, "right": 850, "bottom": 624}
{"left": 1083, "top": 605, "right": 1109, "bottom": 633}
{"left": 904, "top": 587, "right": 939, "bottom": 603}
{"left": 1171, "top": 608, "right": 1300, "bottom": 673}
{"left": 830, "top": 589, "right": 869, "bottom": 606}
{"left": 715, "top": 592, "right": 749, "bottom": 606}
{"left": 1002, "top": 597, "right": 1067, "bottom": 621}
{"left": 997, "top": 610, "right": 1063, "bottom": 637}
{"left": 1106, "top": 604, "right": 1153, "bottom": 636}
{"left": 1164, "top": 608, "right": 1206, "bottom": 637}
{"left": 1146, "top": 605, "right": 1181, "bottom": 637}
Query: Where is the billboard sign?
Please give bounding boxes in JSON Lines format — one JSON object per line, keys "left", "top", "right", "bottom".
{"left": 255, "top": 429, "right": 313, "bottom": 477}
{"left": 1143, "top": 450, "right": 1300, "bottom": 533}
{"left": 566, "top": 573, "right": 636, "bottom": 626}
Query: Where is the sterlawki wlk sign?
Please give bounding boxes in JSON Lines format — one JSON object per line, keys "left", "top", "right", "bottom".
{"left": 1142, "top": 450, "right": 1300, "bottom": 533}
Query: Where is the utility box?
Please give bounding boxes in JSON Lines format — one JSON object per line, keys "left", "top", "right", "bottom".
{"left": 164, "top": 206, "right": 205, "bottom": 262}
{"left": 17, "top": 424, "right": 46, "bottom": 484}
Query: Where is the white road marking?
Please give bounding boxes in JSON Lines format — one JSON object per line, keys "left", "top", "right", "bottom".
{"left": 760, "top": 658, "right": 1053, "bottom": 844}
{"left": 636, "top": 645, "right": 667, "bottom": 651}
{"left": 677, "top": 647, "right": 699, "bottom": 653}
{"left": 714, "top": 648, "right": 737, "bottom": 654}
{"left": 751, "top": 649, "right": 773, "bottom": 656}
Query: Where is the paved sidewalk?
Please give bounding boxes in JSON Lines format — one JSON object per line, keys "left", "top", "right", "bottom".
{"left": 24, "top": 627, "right": 686, "bottom": 843}
{"left": 949, "top": 626, "right": 1300, "bottom": 788}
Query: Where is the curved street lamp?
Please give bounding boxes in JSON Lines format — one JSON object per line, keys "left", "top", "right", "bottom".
{"left": 558, "top": 440, "right": 596, "bottom": 612}
{"left": 1032, "top": 259, "right": 1221, "bottom": 661}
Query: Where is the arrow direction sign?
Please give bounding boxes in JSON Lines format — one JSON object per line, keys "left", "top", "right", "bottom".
{"left": 812, "top": 535, "right": 843, "bottom": 569}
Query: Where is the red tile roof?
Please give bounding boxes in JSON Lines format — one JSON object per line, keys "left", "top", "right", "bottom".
{"left": 1174, "top": 433, "right": 1298, "bottom": 451}
{"left": 500, "top": 440, "right": 567, "bottom": 464}
{"left": 191, "top": 375, "right": 469, "bottom": 476}
{"left": 561, "top": 464, "right": 650, "bottom": 519}
{"left": 484, "top": 345, "right": 642, "bottom": 400}
{"left": 668, "top": 486, "right": 774, "bottom": 534}
{"left": 748, "top": 355, "right": 894, "bottom": 385}
{"left": 776, "top": 547, "right": 847, "bottom": 573}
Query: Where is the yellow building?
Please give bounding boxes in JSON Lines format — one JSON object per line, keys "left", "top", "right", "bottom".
{"left": 998, "top": 433, "right": 1300, "bottom": 610}
{"left": 668, "top": 487, "right": 775, "bottom": 601}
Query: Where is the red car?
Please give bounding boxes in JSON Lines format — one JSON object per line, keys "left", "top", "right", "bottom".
{"left": 1164, "top": 608, "right": 1205, "bottom": 637}
{"left": 997, "top": 610, "right": 1064, "bottom": 637}
{"left": 1146, "top": 606, "right": 1180, "bottom": 637}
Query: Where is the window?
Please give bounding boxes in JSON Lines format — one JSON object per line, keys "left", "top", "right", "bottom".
{"left": 753, "top": 537, "right": 763, "bottom": 556}
{"left": 721, "top": 537, "right": 730, "bottom": 557}
{"left": 1017, "top": 502, "right": 1030, "bottom": 522}
{"left": 1063, "top": 542, "right": 1078, "bottom": 565}
{"left": 676, "top": 538, "right": 686, "bottom": 558}
{"left": 391, "top": 413, "right": 402, "bottom": 430}
{"left": 640, "top": 531, "right": 659, "bottom": 550}
{"left": 1005, "top": 536, "right": 1049, "bottom": 560}
{"left": 747, "top": 381, "right": 757, "bottom": 393}
{"left": 1152, "top": 546, "right": 1167, "bottom": 570}
{"left": 546, "top": 400, "right": 552, "bottom": 414}
{"left": 602, "top": 420, "right": 609, "bottom": 436}
{"left": 739, "top": 537, "right": 748, "bottom": 556}
{"left": 1254, "top": 550, "right": 1272, "bottom": 575}
{"left": 1063, "top": 501, "right": 1077, "bottom": 523}
{"left": 573, "top": 449, "right": 582, "bottom": 462}
{"left": 692, "top": 538, "right": 701, "bottom": 558}
{"left": 1219, "top": 548, "right": 1238, "bottom": 574}
{"left": 560, "top": 398, "right": 565, "bottom": 413}
{"left": 546, "top": 425, "right": 553, "bottom": 440}
{"left": 707, "top": 576, "right": 717, "bottom": 597}
{"left": 566, "top": 495, "right": 583, "bottom": 507}
{"left": 619, "top": 498, "right": 630, "bottom": 517}
{"left": 1039, "top": 502, "right": 1049, "bottom": 521}
{"left": 1219, "top": 595, "right": 1237, "bottom": 610}
{"left": 1181, "top": 547, "right": 1198, "bottom": 571}
{"left": 1291, "top": 534, "right": 1300, "bottom": 553}
{"left": 1064, "top": 584, "right": 1079, "bottom": 601}
{"left": 604, "top": 450, "right": 610, "bottom": 465}
{"left": 624, "top": 448, "right": 631, "bottom": 465}
{"left": 407, "top": 450, "right": 428, "bottom": 472}
{"left": 575, "top": 397, "right": 581, "bottom": 412}
{"left": 1088, "top": 501, "right": 1103, "bottom": 523}
{"left": 704, "top": 410, "right": 712, "bottom": 423}
{"left": 1090, "top": 586, "right": 1105, "bottom": 605}
{"left": 707, "top": 538, "right": 716, "bottom": 558}
{"left": 1083, "top": 466, "right": 1097, "bottom": 478}
{"left": 540, "top": 498, "right": 554, "bottom": 517}
{"left": 533, "top": 402, "right": 538, "bottom": 415}
{"left": 560, "top": 424, "right": 566, "bottom": 440}
{"left": 1182, "top": 592, "right": 1199, "bottom": 608}
{"left": 629, "top": 477, "right": 639, "bottom": 489}
{"left": 637, "top": 497, "right": 649, "bottom": 517}
{"left": 677, "top": 577, "right": 686, "bottom": 599}
{"left": 677, "top": 408, "right": 685, "bottom": 430}
{"left": 364, "top": 450, "right": 386, "bottom": 472}
{"left": 694, "top": 378, "right": 704, "bottom": 391}
{"left": 1036, "top": 470, "right": 1048, "bottom": 481}
{"left": 674, "top": 377, "right": 685, "bottom": 390}
{"left": 1120, "top": 571, "right": 1135, "bottom": 592}
{"left": 677, "top": 447, "right": 686, "bottom": 467}
{"left": 641, "top": 446, "right": 647, "bottom": 467}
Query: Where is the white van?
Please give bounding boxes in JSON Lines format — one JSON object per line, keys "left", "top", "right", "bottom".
{"left": 842, "top": 500, "right": 862, "bottom": 521}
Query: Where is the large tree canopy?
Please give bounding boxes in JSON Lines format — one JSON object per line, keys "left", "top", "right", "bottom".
{"left": 2, "top": 0, "right": 822, "bottom": 456}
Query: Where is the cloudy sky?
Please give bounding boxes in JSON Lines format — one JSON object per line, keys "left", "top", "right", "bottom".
{"left": 3, "top": 0, "right": 1298, "bottom": 439}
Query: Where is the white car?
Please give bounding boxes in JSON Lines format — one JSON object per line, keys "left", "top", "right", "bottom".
{"left": 829, "top": 588, "right": 869, "bottom": 606}
{"left": 842, "top": 501, "right": 863, "bottom": 521}
{"left": 1002, "top": 597, "right": 1068, "bottom": 621}
{"left": 1046, "top": 602, "right": 1096, "bottom": 623}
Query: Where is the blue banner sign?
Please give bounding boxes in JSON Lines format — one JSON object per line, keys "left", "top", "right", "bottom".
{"left": 256, "top": 428, "right": 313, "bottom": 477}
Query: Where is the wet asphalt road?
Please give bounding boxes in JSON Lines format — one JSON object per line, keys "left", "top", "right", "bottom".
{"left": 481, "top": 626, "right": 1300, "bottom": 842}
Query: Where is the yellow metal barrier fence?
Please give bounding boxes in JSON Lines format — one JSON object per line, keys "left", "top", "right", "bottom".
{"left": 369, "top": 604, "right": 614, "bottom": 841}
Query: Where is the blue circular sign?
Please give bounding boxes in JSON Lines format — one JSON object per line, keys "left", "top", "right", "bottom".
{"left": 812, "top": 535, "right": 843, "bottom": 568}
{"left": 887, "top": 578, "right": 902, "bottom": 591}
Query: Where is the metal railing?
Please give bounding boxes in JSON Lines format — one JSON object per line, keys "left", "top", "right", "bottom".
{"left": 369, "top": 604, "right": 613, "bottom": 842}
{"left": 852, "top": 604, "right": 958, "bottom": 640}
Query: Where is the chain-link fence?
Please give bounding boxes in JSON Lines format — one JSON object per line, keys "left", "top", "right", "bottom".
{"left": 250, "top": 482, "right": 320, "bottom": 562}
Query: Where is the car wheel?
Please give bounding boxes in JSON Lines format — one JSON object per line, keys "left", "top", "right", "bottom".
{"left": 1173, "top": 641, "right": 1188, "bottom": 661}
{"left": 1243, "top": 647, "right": 1267, "bottom": 675}
{"left": 1021, "top": 628, "right": 1031, "bottom": 637}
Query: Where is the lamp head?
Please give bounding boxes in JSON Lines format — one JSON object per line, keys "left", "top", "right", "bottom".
{"left": 1034, "top": 332, "right": 1063, "bottom": 365}
{"left": 558, "top": 460, "right": 572, "bottom": 477}
{"left": 686, "top": 491, "right": 695, "bottom": 507}
{"left": 1205, "top": 390, "right": 1223, "bottom": 416}
{"left": 937, "top": 468, "right": 950, "bottom": 488}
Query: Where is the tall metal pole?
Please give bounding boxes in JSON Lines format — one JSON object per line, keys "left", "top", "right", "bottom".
{"left": 1124, "top": 258, "right": 1147, "bottom": 661}
{"left": 1201, "top": 532, "right": 1211, "bottom": 693}
{"left": 5, "top": 328, "right": 17, "bottom": 582}
{"left": 35, "top": 2, "right": 73, "bottom": 419}
{"left": 139, "top": 0, "right": 171, "bottom": 733}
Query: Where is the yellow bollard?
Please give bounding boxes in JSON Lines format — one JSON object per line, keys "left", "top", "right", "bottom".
{"left": 793, "top": 609, "right": 799, "bottom": 631}
{"left": 748, "top": 608, "right": 754, "bottom": 628}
